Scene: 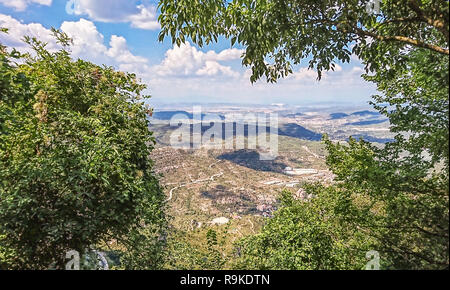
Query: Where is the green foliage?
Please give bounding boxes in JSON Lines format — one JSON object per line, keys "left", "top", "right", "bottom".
{"left": 205, "top": 229, "right": 227, "bottom": 269}
{"left": 323, "top": 51, "right": 449, "bottom": 269}
{"left": 234, "top": 187, "right": 375, "bottom": 270}
{"left": 159, "top": 0, "right": 450, "bottom": 269}
{"left": 165, "top": 228, "right": 228, "bottom": 270}
{"left": 2, "top": 1, "right": 448, "bottom": 270}
{"left": 322, "top": 27, "right": 449, "bottom": 269}
{"left": 158, "top": 0, "right": 449, "bottom": 82}
{"left": 366, "top": 48, "right": 449, "bottom": 170}
{"left": 0, "top": 30, "right": 167, "bottom": 269}
{"left": 237, "top": 47, "right": 449, "bottom": 268}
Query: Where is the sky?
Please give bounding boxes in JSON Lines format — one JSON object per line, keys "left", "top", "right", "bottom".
{"left": 0, "top": 0, "right": 378, "bottom": 106}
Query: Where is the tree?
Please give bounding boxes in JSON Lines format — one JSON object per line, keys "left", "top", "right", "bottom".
{"left": 323, "top": 46, "right": 449, "bottom": 269}
{"left": 234, "top": 187, "right": 375, "bottom": 270}
{"left": 165, "top": 228, "right": 229, "bottom": 270}
{"left": 0, "top": 29, "right": 167, "bottom": 269}
{"left": 158, "top": 0, "right": 448, "bottom": 82}
{"left": 158, "top": 0, "right": 449, "bottom": 269}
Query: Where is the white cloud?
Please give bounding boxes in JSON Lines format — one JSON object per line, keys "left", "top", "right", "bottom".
{"left": 153, "top": 42, "right": 243, "bottom": 78}
{"left": 72, "top": 0, "right": 159, "bottom": 30}
{"left": 127, "top": 4, "right": 160, "bottom": 30}
{"left": 206, "top": 48, "right": 244, "bottom": 61}
{"left": 0, "top": 14, "right": 149, "bottom": 71}
{"left": 59, "top": 19, "right": 148, "bottom": 66}
{"left": 106, "top": 35, "right": 148, "bottom": 64}
{"left": 196, "top": 61, "right": 239, "bottom": 78}
{"left": 351, "top": 66, "right": 365, "bottom": 74}
{"left": 333, "top": 63, "right": 343, "bottom": 72}
{"left": 0, "top": 0, "right": 51, "bottom": 11}
{"left": 146, "top": 62, "right": 376, "bottom": 105}
{"left": 292, "top": 68, "right": 318, "bottom": 81}
{"left": 0, "top": 14, "right": 58, "bottom": 51}
{"left": 289, "top": 64, "right": 341, "bottom": 82}
{"left": 60, "top": 18, "right": 107, "bottom": 60}
{"left": 60, "top": 19, "right": 150, "bottom": 69}
{"left": 153, "top": 42, "right": 203, "bottom": 76}
{"left": 0, "top": 13, "right": 375, "bottom": 105}
{"left": 0, "top": 13, "right": 241, "bottom": 81}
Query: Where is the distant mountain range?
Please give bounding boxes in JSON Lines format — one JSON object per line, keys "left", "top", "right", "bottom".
{"left": 329, "top": 112, "right": 349, "bottom": 119}
{"left": 350, "top": 110, "right": 381, "bottom": 116}
{"left": 278, "top": 123, "right": 322, "bottom": 141}
{"left": 350, "top": 135, "right": 394, "bottom": 143}
{"left": 283, "top": 113, "right": 304, "bottom": 118}
{"left": 345, "top": 119, "right": 389, "bottom": 126}
{"left": 151, "top": 110, "right": 225, "bottom": 120}
{"left": 329, "top": 110, "right": 381, "bottom": 119}
{"left": 153, "top": 110, "right": 382, "bottom": 122}
{"left": 150, "top": 110, "right": 391, "bottom": 144}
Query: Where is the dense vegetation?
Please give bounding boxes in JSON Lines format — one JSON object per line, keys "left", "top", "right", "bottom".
{"left": 159, "top": 0, "right": 449, "bottom": 269}
{"left": 234, "top": 186, "right": 375, "bottom": 270}
{"left": 0, "top": 0, "right": 448, "bottom": 270}
{"left": 0, "top": 29, "right": 167, "bottom": 269}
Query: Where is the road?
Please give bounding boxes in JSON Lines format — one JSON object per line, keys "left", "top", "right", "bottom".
{"left": 165, "top": 162, "right": 223, "bottom": 202}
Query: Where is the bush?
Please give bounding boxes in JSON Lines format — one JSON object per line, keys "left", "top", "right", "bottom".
{"left": 235, "top": 186, "right": 375, "bottom": 270}
{"left": 0, "top": 29, "right": 166, "bottom": 269}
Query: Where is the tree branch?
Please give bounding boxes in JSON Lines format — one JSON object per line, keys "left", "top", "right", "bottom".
{"left": 407, "top": 0, "right": 449, "bottom": 43}
{"left": 354, "top": 27, "right": 449, "bottom": 55}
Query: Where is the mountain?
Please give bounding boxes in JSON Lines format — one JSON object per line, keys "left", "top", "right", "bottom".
{"left": 284, "top": 113, "right": 304, "bottom": 118}
{"left": 350, "top": 110, "right": 381, "bottom": 117}
{"left": 350, "top": 134, "right": 394, "bottom": 143}
{"left": 150, "top": 121, "right": 323, "bottom": 145}
{"left": 278, "top": 123, "right": 323, "bottom": 141}
{"left": 329, "top": 112, "right": 349, "bottom": 119}
{"left": 345, "top": 119, "right": 388, "bottom": 126}
{"left": 151, "top": 111, "right": 225, "bottom": 120}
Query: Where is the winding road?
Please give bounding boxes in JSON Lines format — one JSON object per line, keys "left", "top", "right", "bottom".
{"left": 165, "top": 162, "right": 224, "bottom": 202}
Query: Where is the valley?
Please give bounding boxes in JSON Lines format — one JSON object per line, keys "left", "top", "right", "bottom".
{"left": 148, "top": 104, "right": 393, "bottom": 268}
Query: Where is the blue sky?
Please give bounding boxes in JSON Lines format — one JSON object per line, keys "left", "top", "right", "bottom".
{"left": 0, "top": 0, "right": 377, "bottom": 106}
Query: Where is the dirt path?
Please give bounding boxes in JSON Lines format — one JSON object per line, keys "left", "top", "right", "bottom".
{"left": 248, "top": 218, "right": 255, "bottom": 234}
{"left": 302, "top": 145, "right": 320, "bottom": 159}
{"left": 165, "top": 162, "right": 223, "bottom": 202}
